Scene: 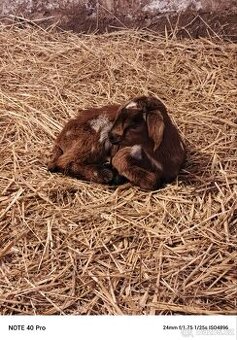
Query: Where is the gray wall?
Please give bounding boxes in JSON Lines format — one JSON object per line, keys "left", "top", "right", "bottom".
{"left": 1, "top": 1, "right": 237, "bottom": 39}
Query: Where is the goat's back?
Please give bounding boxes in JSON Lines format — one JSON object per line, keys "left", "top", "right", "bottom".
{"left": 56, "top": 105, "right": 119, "bottom": 153}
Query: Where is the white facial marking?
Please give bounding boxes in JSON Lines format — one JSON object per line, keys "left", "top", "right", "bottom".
{"left": 130, "top": 145, "right": 142, "bottom": 160}
{"left": 126, "top": 101, "right": 137, "bottom": 109}
{"left": 89, "top": 114, "right": 113, "bottom": 145}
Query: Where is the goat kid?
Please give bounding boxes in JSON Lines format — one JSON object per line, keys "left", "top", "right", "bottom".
{"left": 109, "top": 96, "right": 186, "bottom": 190}
{"left": 48, "top": 105, "right": 124, "bottom": 184}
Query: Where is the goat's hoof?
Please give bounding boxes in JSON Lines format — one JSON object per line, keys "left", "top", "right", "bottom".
{"left": 110, "top": 174, "right": 127, "bottom": 186}
{"left": 98, "top": 167, "right": 114, "bottom": 184}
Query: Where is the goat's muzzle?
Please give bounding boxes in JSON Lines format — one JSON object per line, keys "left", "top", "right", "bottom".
{"left": 108, "top": 131, "right": 122, "bottom": 145}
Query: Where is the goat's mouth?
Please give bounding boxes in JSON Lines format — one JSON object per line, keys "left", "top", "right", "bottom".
{"left": 108, "top": 131, "right": 122, "bottom": 145}
{"left": 110, "top": 140, "right": 121, "bottom": 145}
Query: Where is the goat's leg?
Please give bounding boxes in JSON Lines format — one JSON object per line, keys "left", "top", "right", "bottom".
{"left": 48, "top": 150, "right": 114, "bottom": 184}
{"left": 68, "top": 161, "right": 114, "bottom": 184}
{"left": 112, "top": 147, "right": 161, "bottom": 190}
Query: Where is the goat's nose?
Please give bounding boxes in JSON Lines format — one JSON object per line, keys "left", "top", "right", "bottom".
{"left": 108, "top": 131, "right": 122, "bottom": 145}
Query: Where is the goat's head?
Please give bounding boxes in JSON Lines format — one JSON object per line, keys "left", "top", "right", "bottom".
{"left": 109, "top": 96, "right": 166, "bottom": 151}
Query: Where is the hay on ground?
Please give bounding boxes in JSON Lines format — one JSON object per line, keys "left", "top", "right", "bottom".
{"left": 0, "top": 24, "right": 236, "bottom": 315}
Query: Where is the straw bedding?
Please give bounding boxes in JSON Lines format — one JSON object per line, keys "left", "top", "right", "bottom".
{"left": 0, "top": 24, "right": 236, "bottom": 315}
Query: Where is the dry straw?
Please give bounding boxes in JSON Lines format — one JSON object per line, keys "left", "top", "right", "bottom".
{"left": 0, "top": 24, "right": 236, "bottom": 315}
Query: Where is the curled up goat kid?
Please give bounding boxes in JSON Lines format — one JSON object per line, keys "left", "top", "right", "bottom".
{"left": 48, "top": 96, "right": 186, "bottom": 190}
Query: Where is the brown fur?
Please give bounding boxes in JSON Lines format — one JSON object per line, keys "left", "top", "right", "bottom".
{"left": 109, "top": 96, "right": 186, "bottom": 190}
{"left": 48, "top": 96, "right": 185, "bottom": 190}
{"left": 48, "top": 105, "right": 121, "bottom": 184}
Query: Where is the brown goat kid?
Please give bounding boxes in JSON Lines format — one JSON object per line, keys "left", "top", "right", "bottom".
{"left": 48, "top": 96, "right": 185, "bottom": 190}
{"left": 109, "top": 96, "right": 186, "bottom": 190}
{"left": 48, "top": 105, "right": 123, "bottom": 184}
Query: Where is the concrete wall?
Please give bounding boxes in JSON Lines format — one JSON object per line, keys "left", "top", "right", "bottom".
{"left": 1, "top": 1, "right": 237, "bottom": 40}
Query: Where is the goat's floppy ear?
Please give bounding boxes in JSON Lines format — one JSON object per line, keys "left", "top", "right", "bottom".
{"left": 136, "top": 96, "right": 166, "bottom": 152}
{"left": 146, "top": 110, "right": 165, "bottom": 151}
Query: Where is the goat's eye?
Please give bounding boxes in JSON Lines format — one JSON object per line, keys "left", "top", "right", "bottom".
{"left": 129, "top": 123, "right": 139, "bottom": 130}
{"left": 124, "top": 124, "right": 139, "bottom": 136}
{"left": 129, "top": 127, "right": 137, "bottom": 131}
